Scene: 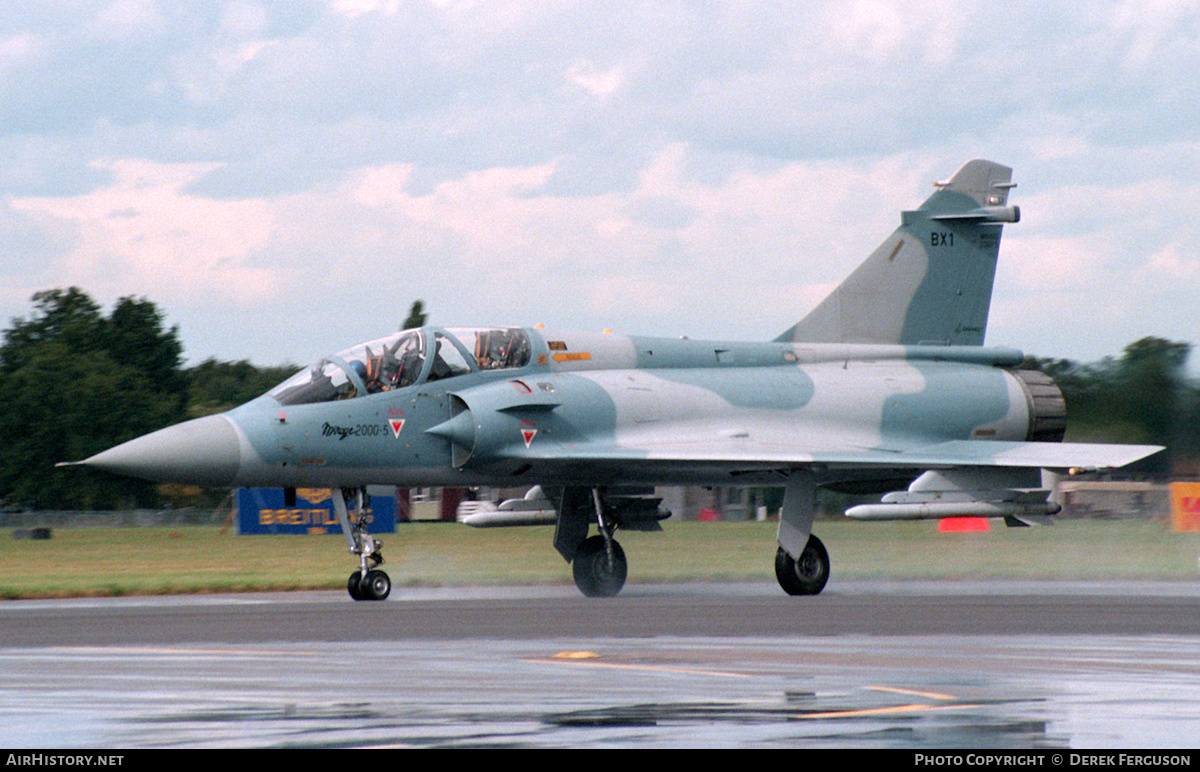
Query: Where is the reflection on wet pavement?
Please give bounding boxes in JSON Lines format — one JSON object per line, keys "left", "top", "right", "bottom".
{"left": 2, "top": 635, "right": 1198, "bottom": 748}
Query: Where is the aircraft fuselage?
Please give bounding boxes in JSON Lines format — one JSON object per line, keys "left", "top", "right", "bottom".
{"left": 188, "top": 328, "right": 1040, "bottom": 491}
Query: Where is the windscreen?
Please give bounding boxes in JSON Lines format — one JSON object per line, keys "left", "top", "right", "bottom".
{"left": 268, "top": 330, "right": 426, "bottom": 405}
{"left": 446, "top": 327, "right": 531, "bottom": 370}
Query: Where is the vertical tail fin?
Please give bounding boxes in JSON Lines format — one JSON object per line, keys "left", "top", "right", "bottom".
{"left": 776, "top": 159, "right": 1019, "bottom": 346}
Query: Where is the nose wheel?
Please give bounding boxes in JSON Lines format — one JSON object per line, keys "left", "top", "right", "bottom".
{"left": 348, "top": 568, "right": 391, "bottom": 601}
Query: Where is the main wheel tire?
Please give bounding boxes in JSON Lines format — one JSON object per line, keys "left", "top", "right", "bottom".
{"left": 572, "top": 535, "right": 628, "bottom": 598}
{"left": 347, "top": 570, "right": 365, "bottom": 601}
{"left": 775, "top": 535, "right": 830, "bottom": 596}
{"left": 361, "top": 569, "right": 391, "bottom": 601}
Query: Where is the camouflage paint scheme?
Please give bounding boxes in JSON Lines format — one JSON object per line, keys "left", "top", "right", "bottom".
{"left": 71, "top": 160, "right": 1161, "bottom": 599}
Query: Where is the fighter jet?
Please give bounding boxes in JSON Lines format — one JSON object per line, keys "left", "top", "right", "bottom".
{"left": 66, "top": 160, "right": 1161, "bottom": 601}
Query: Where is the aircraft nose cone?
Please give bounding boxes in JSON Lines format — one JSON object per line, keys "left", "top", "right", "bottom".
{"left": 77, "top": 414, "right": 243, "bottom": 486}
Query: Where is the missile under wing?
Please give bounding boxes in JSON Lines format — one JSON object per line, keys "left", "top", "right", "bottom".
{"left": 66, "top": 160, "right": 1161, "bottom": 600}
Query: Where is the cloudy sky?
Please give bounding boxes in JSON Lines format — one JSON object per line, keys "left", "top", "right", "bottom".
{"left": 2, "top": 0, "right": 1198, "bottom": 370}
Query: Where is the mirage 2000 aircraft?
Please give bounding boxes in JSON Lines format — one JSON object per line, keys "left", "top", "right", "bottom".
{"left": 67, "top": 160, "right": 1161, "bottom": 601}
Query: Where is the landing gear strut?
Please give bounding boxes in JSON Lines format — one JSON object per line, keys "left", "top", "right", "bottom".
{"left": 333, "top": 488, "right": 390, "bottom": 601}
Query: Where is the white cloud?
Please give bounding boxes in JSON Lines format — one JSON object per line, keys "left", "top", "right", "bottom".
{"left": 88, "top": 0, "right": 166, "bottom": 40}
{"left": 331, "top": 0, "right": 400, "bottom": 19}
{"left": 0, "top": 33, "right": 42, "bottom": 71}
{"left": 1145, "top": 244, "right": 1200, "bottom": 281}
{"left": 10, "top": 159, "right": 278, "bottom": 307}
{"left": 567, "top": 60, "right": 625, "bottom": 98}
{"left": 2, "top": 0, "right": 1200, "bottom": 366}
{"left": 1110, "top": 0, "right": 1200, "bottom": 70}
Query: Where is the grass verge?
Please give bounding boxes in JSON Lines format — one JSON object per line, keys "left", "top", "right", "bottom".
{"left": 1, "top": 519, "right": 1198, "bottom": 599}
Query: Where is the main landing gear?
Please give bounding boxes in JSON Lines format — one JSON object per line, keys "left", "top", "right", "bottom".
{"left": 556, "top": 487, "right": 665, "bottom": 598}
{"left": 774, "top": 534, "right": 829, "bottom": 596}
{"left": 772, "top": 472, "right": 829, "bottom": 596}
{"left": 331, "top": 488, "right": 391, "bottom": 601}
{"left": 571, "top": 490, "right": 629, "bottom": 597}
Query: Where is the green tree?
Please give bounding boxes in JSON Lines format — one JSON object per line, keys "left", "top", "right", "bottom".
{"left": 1024, "top": 355, "right": 1119, "bottom": 441}
{"left": 1025, "top": 336, "right": 1194, "bottom": 474}
{"left": 185, "top": 358, "right": 297, "bottom": 417}
{"left": 0, "top": 289, "right": 189, "bottom": 508}
{"left": 1115, "top": 337, "right": 1190, "bottom": 447}
{"left": 402, "top": 300, "right": 427, "bottom": 330}
{"left": 0, "top": 288, "right": 105, "bottom": 373}
{"left": 106, "top": 296, "right": 187, "bottom": 398}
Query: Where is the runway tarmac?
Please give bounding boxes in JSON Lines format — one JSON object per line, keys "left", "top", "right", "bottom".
{"left": 1, "top": 581, "right": 1199, "bottom": 748}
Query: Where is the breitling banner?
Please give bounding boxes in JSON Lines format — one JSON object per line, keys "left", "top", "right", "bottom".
{"left": 236, "top": 488, "right": 397, "bottom": 535}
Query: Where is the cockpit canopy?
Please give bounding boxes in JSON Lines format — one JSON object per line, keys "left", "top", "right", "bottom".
{"left": 269, "top": 327, "right": 531, "bottom": 406}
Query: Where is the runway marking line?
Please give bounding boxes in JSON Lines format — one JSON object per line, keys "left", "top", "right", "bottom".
{"left": 48, "top": 646, "right": 320, "bottom": 657}
{"left": 796, "top": 702, "right": 983, "bottom": 719}
{"left": 864, "top": 685, "right": 957, "bottom": 701}
{"left": 552, "top": 650, "right": 599, "bottom": 659}
{"left": 796, "top": 685, "right": 966, "bottom": 719}
{"left": 525, "top": 657, "right": 749, "bottom": 679}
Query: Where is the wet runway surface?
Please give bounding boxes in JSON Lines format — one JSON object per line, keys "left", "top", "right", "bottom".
{"left": 2, "top": 582, "right": 1199, "bottom": 748}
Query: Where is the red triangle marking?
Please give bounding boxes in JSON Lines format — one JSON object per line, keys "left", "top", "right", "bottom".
{"left": 390, "top": 419, "right": 405, "bottom": 438}
{"left": 521, "top": 429, "right": 537, "bottom": 448}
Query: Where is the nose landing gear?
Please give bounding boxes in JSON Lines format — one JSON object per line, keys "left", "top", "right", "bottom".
{"left": 333, "top": 488, "right": 391, "bottom": 601}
